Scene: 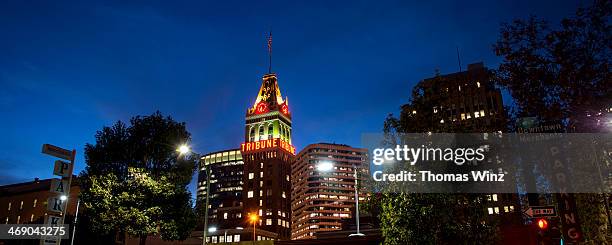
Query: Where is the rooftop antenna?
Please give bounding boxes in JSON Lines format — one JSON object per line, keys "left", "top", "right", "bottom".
{"left": 267, "top": 30, "right": 272, "bottom": 74}
{"left": 456, "top": 46, "right": 462, "bottom": 72}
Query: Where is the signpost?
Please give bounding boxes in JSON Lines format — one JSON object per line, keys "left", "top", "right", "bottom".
{"left": 523, "top": 206, "right": 557, "bottom": 218}
{"left": 42, "top": 144, "right": 76, "bottom": 245}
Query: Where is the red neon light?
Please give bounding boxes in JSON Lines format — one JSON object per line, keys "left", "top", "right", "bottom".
{"left": 281, "top": 103, "right": 289, "bottom": 115}
{"left": 255, "top": 101, "right": 269, "bottom": 114}
{"left": 240, "top": 138, "right": 296, "bottom": 155}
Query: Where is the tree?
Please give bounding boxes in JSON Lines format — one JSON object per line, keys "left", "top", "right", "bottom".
{"left": 493, "top": 0, "right": 611, "bottom": 132}
{"left": 80, "top": 111, "right": 197, "bottom": 245}
{"left": 493, "top": 1, "right": 611, "bottom": 243}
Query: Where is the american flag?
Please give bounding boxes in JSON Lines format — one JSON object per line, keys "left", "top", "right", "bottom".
{"left": 267, "top": 32, "right": 272, "bottom": 53}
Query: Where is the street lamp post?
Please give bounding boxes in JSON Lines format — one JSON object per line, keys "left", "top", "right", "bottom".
{"left": 70, "top": 198, "right": 80, "bottom": 245}
{"left": 202, "top": 165, "right": 211, "bottom": 245}
{"left": 316, "top": 161, "right": 364, "bottom": 237}
{"left": 249, "top": 213, "right": 258, "bottom": 243}
{"left": 177, "top": 144, "right": 212, "bottom": 245}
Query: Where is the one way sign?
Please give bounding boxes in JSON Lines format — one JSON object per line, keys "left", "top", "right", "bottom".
{"left": 523, "top": 205, "right": 557, "bottom": 218}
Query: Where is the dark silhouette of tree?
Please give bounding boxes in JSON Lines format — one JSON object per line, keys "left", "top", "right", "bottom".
{"left": 79, "top": 111, "right": 197, "bottom": 245}
{"left": 493, "top": 1, "right": 611, "bottom": 243}
{"left": 493, "top": 0, "right": 611, "bottom": 132}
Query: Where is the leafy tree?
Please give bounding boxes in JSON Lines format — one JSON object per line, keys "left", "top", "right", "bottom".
{"left": 493, "top": 0, "right": 611, "bottom": 132}
{"left": 493, "top": 1, "right": 611, "bottom": 243}
{"left": 80, "top": 112, "right": 197, "bottom": 245}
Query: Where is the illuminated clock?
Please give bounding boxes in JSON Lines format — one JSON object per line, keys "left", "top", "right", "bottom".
{"left": 281, "top": 103, "right": 289, "bottom": 115}
{"left": 256, "top": 102, "right": 269, "bottom": 114}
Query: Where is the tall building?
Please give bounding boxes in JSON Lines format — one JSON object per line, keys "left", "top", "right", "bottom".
{"left": 404, "top": 62, "right": 506, "bottom": 130}
{"left": 290, "top": 143, "right": 368, "bottom": 240}
{"left": 404, "top": 62, "right": 521, "bottom": 226}
{"left": 240, "top": 73, "right": 296, "bottom": 240}
{"left": 198, "top": 149, "right": 244, "bottom": 230}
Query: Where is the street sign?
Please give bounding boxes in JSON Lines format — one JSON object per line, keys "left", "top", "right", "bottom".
{"left": 523, "top": 205, "right": 557, "bottom": 218}
{"left": 47, "top": 197, "right": 65, "bottom": 213}
{"left": 53, "top": 160, "right": 72, "bottom": 177}
{"left": 42, "top": 144, "right": 72, "bottom": 161}
{"left": 50, "top": 179, "right": 69, "bottom": 194}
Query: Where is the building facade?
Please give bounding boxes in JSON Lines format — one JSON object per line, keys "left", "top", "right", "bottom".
{"left": 404, "top": 62, "right": 506, "bottom": 130}
{"left": 0, "top": 178, "right": 80, "bottom": 225}
{"left": 198, "top": 149, "right": 245, "bottom": 231}
{"left": 404, "top": 62, "right": 521, "bottom": 226}
{"left": 240, "top": 73, "right": 295, "bottom": 240}
{"left": 291, "top": 143, "right": 368, "bottom": 240}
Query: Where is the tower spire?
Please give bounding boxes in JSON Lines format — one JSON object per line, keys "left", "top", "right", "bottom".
{"left": 267, "top": 31, "right": 272, "bottom": 74}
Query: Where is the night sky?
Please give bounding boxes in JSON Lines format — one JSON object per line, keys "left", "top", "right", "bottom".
{"left": 0, "top": 0, "right": 581, "bottom": 198}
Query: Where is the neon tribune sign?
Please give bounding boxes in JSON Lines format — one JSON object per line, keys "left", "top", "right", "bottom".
{"left": 241, "top": 138, "right": 296, "bottom": 155}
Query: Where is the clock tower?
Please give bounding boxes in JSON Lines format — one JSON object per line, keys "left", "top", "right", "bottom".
{"left": 240, "top": 72, "right": 294, "bottom": 240}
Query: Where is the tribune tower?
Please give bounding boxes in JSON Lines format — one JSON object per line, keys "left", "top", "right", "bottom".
{"left": 240, "top": 73, "right": 295, "bottom": 240}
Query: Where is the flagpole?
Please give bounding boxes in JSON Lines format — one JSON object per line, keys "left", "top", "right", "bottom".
{"left": 268, "top": 31, "right": 272, "bottom": 74}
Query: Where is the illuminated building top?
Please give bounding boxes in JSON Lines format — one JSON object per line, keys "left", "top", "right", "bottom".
{"left": 247, "top": 73, "right": 291, "bottom": 118}
{"left": 245, "top": 73, "right": 292, "bottom": 144}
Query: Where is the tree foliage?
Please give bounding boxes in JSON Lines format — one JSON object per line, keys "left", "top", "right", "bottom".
{"left": 80, "top": 111, "right": 197, "bottom": 244}
{"left": 494, "top": 1, "right": 611, "bottom": 243}
{"left": 493, "top": 0, "right": 611, "bottom": 131}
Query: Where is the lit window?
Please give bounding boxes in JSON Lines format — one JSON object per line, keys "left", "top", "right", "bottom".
{"left": 260, "top": 172, "right": 263, "bottom": 178}
{"left": 247, "top": 191, "right": 253, "bottom": 198}
{"left": 259, "top": 181, "right": 263, "bottom": 187}
{"left": 477, "top": 81, "right": 481, "bottom": 88}
{"left": 509, "top": 206, "right": 514, "bottom": 212}
{"left": 266, "top": 219, "right": 272, "bottom": 225}
{"left": 16, "top": 216, "right": 20, "bottom": 224}
{"left": 8, "top": 202, "right": 11, "bottom": 211}
{"left": 224, "top": 213, "right": 228, "bottom": 219}
{"left": 504, "top": 206, "right": 509, "bottom": 213}
{"left": 282, "top": 192, "right": 286, "bottom": 198}
{"left": 19, "top": 201, "right": 23, "bottom": 210}
{"left": 494, "top": 207, "right": 499, "bottom": 214}
{"left": 259, "top": 200, "right": 263, "bottom": 206}
{"left": 234, "top": 235, "right": 240, "bottom": 242}
{"left": 480, "top": 110, "right": 485, "bottom": 116}
{"left": 33, "top": 199, "right": 37, "bottom": 208}
{"left": 475, "top": 111, "right": 480, "bottom": 118}
{"left": 492, "top": 194, "right": 498, "bottom": 202}
{"left": 30, "top": 214, "right": 34, "bottom": 222}
{"left": 259, "top": 209, "right": 262, "bottom": 216}
{"left": 487, "top": 207, "right": 493, "bottom": 214}
{"left": 259, "top": 190, "right": 263, "bottom": 197}
{"left": 248, "top": 173, "right": 254, "bottom": 179}
{"left": 461, "top": 113, "right": 466, "bottom": 120}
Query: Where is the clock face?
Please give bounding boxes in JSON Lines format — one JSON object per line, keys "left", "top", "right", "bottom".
{"left": 256, "top": 102, "right": 269, "bottom": 114}
{"left": 281, "top": 103, "right": 289, "bottom": 115}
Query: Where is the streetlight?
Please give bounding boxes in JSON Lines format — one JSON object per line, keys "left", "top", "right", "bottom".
{"left": 60, "top": 195, "right": 67, "bottom": 201}
{"left": 176, "top": 144, "right": 211, "bottom": 245}
{"left": 315, "top": 161, "right": 365, "bottom": 237}
{"left": 249, "top": 213, "right": 258, "bottom": 242}
{"left": 177, "top": 144, "right": 190, "bottom": 155}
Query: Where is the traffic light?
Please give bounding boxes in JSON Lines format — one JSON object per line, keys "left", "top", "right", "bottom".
{"left": 537, "top": 218, "right": 548, "bottom": 230}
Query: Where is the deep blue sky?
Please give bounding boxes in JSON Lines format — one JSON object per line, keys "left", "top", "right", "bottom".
{"left": 0, "top": 0, "right": 581, "bottom": 197}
